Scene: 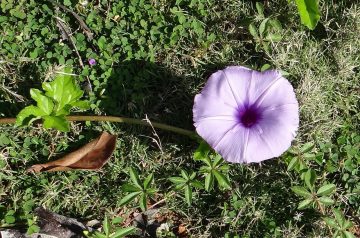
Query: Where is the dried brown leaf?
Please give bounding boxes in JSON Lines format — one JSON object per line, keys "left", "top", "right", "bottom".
{"left": 27, "top": 132, "right": 116, "bottom": 173}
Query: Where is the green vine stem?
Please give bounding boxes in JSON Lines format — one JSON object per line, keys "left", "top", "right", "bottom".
{"left": 0, "top": 115, "right": 199, "bottom": 139}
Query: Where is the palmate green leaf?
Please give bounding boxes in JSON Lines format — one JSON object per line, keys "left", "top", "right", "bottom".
{"left": 317, "top": 184, "right": 336, "bottom": 196}
{"left": 30, "top": 89, "right": 54, "bottom": 115}
{"left": 294, "top": 0, "right": 321, "bottom": 30}
{"left": 291, "top": 186, "right": 312, "bottom": 198}
{"left": 16, "top": 105, "right": 46, "bottom": 126}
{"left": 43, "top": 115, "right": 70, "bottom": 132}
{"left": 184, "top": 185, "right": 192, "bottom": 206}
{"left": 42, "top": 69, "right": 83, "bottom": 111}
{"left": 213, "top": 170, "right": 231, "bottom": 189}
{"left": 112, "top": 227, "right": 136, "bottom": 238}
{"left": 118, "top": 192, "right": 141, "bottom": 206}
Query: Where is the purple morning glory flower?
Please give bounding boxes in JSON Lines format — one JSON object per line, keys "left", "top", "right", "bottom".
{"left": 193, "top": 66, "right": 299, "bottom": 163}
{"left": 88, "top": 58, "right": 96, "bottom": 66}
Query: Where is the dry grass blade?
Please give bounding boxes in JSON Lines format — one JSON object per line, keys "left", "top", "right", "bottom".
{"left": 27, "top": 132, "right": 117, "bottom": 172}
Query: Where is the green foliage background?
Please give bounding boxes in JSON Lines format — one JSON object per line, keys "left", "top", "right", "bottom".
{"left": 0, "top": 0, "right": 359, "bottom": 237}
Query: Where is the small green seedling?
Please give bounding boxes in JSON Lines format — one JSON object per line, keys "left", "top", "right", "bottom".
{"left": 169, "top": 170, "right": 203, "bottom": 205}
{"left": 16, "top": 68, "right": 90, "bottom": 132}
{"left": 119, "top": 167, "right": 157, "bottom": 211}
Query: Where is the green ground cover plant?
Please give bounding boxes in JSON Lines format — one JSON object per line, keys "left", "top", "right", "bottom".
{"left": 0, "top": 0, "right": 359, "bottom": 237}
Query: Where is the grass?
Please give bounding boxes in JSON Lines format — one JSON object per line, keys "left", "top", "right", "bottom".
{"left": 0, "top": 0, "right": 359, "bottom": 237}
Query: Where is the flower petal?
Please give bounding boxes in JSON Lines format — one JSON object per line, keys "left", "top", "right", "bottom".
{"left": 248, "top": 103, "right": 299, "bottom": 162}
{"left": 251, "top": 70, "right": 297, "bottom": 109}
{"left": 193, "top": 66, "right": 299, "bottom": 164}
{"left": 194, "top": 119, "right": 239, "bottom": 153}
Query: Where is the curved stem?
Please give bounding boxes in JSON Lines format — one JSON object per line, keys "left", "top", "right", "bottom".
{"left": 0, "top": 115, "right": 199, "bottom": 139}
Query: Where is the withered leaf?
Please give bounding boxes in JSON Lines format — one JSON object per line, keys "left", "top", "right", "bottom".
{"left": 27, "top": 132, "right": 117, "bottom": 173}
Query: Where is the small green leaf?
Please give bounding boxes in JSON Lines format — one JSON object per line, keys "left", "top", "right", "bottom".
{"left": 255, "top": 2, "right": 264, "bottom": 17}
{"left": 169, "top": 177, "right": 187, "bottom": 185}
{"left": 291, "top": 186, "right": 312, "bottom": 198}
{"left": 184, "top": 185, "right": 192, "bottom": 206}
{"left": 42, "top": 69, "right": 83, "bottom": 111}
{"left": 317, "top": 184, "right": 336, "bottom": 196}
{"left": 287, "top": 157, "right": 299, "bottom": 171}
{"left": 112, "top": 217, "right": 124, "bottom": 225}
{"left": 93, "top": 231, "right": 107, "bottom": 238}
{"left": 249, "top": 23, "right": 259, "bottom": 38}
{"left": 205, "top": 173, "right": 214, "bottom": 191}
{"left": 294, "top": 0, "right": 321, "bottom": 30}
{"left": 118, "top": 192, "right": 141, "bottom": 206}
{"left": 30, "top": 89, "right": 54, "bottom": 115}
{"left": 213, "top": 170, "right": 231, "bottom": 189}
{"left": 213, "top": 154, "right": 223, "bottom": 167}
{"left": 193, "top": 141, "right": 211, "bottom": 160}
{"left": 139, "top": 193, "right": 147, "bottom": 211}
{"left": 300, "top": 142, "right": 315, "bottom": 153}
{"left": 103, "top": 216, "right": 110, "bottom": 236}
{"left": 72, "top": 100, "right": 90, "bottom": 110}
{"left": 343, "top": 220, "right": 353, "bottom": 229}
{"left": 5, "top": 215, "right": 16, "bottom": 224}
{"left": 318, "top": 196, "right": 334, "bottom": 206}
{"left": 298, "top": 198, "right": 313, "bottom": 210}
{"left": 304, "top": 169, "right": 316, "bottom": 190}
{"left": 122, "top": 184, "right": 141, "bottom": 192}
{"left": 43, "top": 116, "right": 70, "bottom": 132}
{"left": 143, "top": 173, "right": 154, "bottom": 190}
{"left": 265, "top": 33, "right": 282, "bottom": 42}
{"left": 16, "top": 105, "right": 46, "bottom": 126}
{"left": 323, "top": 217, "right": 338, "bottom": 229}
{"left": 112, "top": 227, "right": 136, "bottom": 238}
{"left": 189, "top": 172, "right": 196, "bottom": 180}
{"left": 343, "top": 231, "right": 356, "bottom": 238}
{"left": 191, "top": 180, "right": 204, "bottom": 189}
{"left": 129, "top": 167, "right": 142, "bottom": 189}
{"left": 181, "top": 170, "right": 189, "bottom": 179}
{"left": 259, "top": 18, "right": 269, "bottom": 37}
{"left": 333, "top": 209, "right": 345, "bottom": 227}
{"left": 260, "top": 64, "right": 271, "bottom": 72}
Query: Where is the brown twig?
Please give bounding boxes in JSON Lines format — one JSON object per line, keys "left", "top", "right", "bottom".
{"left": 48, "top": 0, "right": 93, "bottom": 40}
{"left": 54, "top": 17, "right": 92, "bottom": 92}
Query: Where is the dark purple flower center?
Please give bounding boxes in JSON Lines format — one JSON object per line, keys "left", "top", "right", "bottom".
{"left": 237, "top": 105, "right": 262, "bottom": 128}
